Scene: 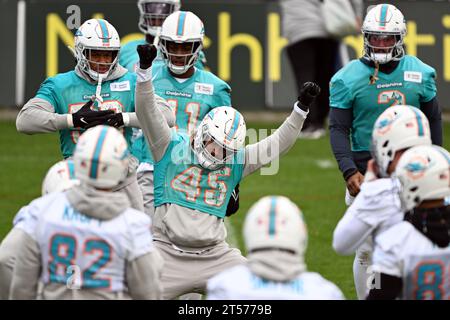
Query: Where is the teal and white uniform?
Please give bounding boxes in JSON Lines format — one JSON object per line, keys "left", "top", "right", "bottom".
{"left": 330, "top": 55, "right": 436, "bottom": 152}
{"left": 35, "top": 71, "right": 137, "bottom": 158}
{"left": 154, "top": 131, "right": 244, "bottom": 218}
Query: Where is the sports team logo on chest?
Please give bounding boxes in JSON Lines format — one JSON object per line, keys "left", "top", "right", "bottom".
{"left": 377, "top": 90, "right": 406, "bottom": 106}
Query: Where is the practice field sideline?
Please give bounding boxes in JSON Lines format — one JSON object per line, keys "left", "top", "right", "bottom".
{"left": 1, "top": 119, "right": 449, "bottom": 299}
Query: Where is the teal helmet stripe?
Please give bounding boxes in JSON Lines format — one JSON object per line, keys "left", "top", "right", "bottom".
{"left": 411, "top": 108, "right": 424, "bottom": 136}
{"left": 177, "top": 12, "right": 187, "bottom": 36}
{"left": 379, "top": 4, "right": 389, "bottom": 27}
{"left": 67, "top": 160, "right": 76, "bottom": 179}
{"left": 226, "top": 111, "right": 241, "bottom": 141}
{"left": 268, "top": 197, "right": 277, "bottom": 236}
{"left": 97, "top": 19, "right": 110, "bottom": 44}
{"left": 90, "top": 127, "right": 109, "bottom": 179}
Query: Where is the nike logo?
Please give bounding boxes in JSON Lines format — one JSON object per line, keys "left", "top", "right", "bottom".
{"left": 80, "top": 117, "right": 88, "bottom": 124}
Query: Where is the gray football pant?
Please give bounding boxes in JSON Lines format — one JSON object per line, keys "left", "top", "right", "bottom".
{"left": 154, "top": 240, "right": 246, "bottom": 299}
{"left": 137, "top": 171, "right": 155, "bottom": 217}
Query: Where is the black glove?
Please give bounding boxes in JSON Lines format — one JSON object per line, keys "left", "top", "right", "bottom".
{"left": 104, "top": 113, "right": 125, "bottom": 128}
{"left": 226, "top": 184, "right": 240, "bottom": 217}
{"left": 137, "top": 44, "right": 158, "bottom": 69}
{"left": 297, "top": 82, "right": 321, "bottom": 111}
{"left": 72, "top": 98, "right": 114, "bottom": 129}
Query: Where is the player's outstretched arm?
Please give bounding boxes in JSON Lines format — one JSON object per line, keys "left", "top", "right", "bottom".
{"left": 126, "top": 250, "right": 164, "bottom": 300}
{"left": 242, "top": 82, "right": 320, "bottom": 177}
{"left": 135, "top": 44, "right": 172, "bottom": 162}
{"left": 9, "top": 231, "right": 41, "bottom": 299}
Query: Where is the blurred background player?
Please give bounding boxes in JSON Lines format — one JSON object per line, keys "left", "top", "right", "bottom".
{"left": 9, "top": 126, "right": 163, "bottom": 300}
{"left": 368, "top": 145, "right": 450, "bottom": 300}
{"left": 332, "top": 105, "right": 432, "bottom": 299}
{"left": 329, "top": 4, "right": 442, "bottom": 205}
{"left": 15, "top": 18, "right": 174, "bottom": 211}
{"left": 280, "top": 0, "right": 363, "bottom": 139}
{"left": 0, "top": 159, "right": 79, "bottom": 299}
{"left": 207, "top": 196, "right": 344, "bottom": 300}
{"left": 133, "top": 11, "right": 239, "bottom": 217}
{"left": 135, "top": 42, "right": 320, "bottom": 298}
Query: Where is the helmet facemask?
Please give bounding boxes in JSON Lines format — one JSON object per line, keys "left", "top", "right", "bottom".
{"left": 363, "top": 32, "right": 405, "bottom": 64}
{"left": 138, "top": 1, "right": 178, "bottom": 36}
{"left": 160, "top": 39, "right": 202, "bottom": 75}
{"left": 193, "top": 123, "right": 237, "bottom": 170}
{"left": 76, "top": 46, "right": 119, "bottom": 81}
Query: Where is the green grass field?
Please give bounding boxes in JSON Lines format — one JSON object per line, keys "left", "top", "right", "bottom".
{"left": 1, "top": 119, "right": 449, "bottom": 299}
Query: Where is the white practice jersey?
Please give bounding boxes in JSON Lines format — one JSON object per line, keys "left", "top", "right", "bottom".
{"left": 372, "top": 221, "right": 450, "bottom": 300}
{"left": 334, "top": 178, "right": 404, "bottom": 255}
{"left": 207, "top": 265, "right": 344, "bottom": 300}
{"left": 16, "top": 192, "right": 154, "bottom": 292}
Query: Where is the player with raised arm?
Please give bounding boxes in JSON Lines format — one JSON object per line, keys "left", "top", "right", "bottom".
{"left": 368, "top": 145, "right": 450, "bottom": 300}
{"left": 207, "top": 196, "right": 344, "bottom": 300}
{"left": 134, "top": 42, "right": 320, "bottom": 298}
{"left": 332, "top": 105, "right": 432, "bottom": 299}
{"left": 129, "top": 11, "right": 239, "bottom": 217}
{"left": 16, "top": 18, "right": 174, "bottom": 211}
{"left": 9, "top": 126, "right": 163, "bottom": 300}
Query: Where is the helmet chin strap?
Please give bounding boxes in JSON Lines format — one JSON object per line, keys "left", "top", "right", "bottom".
{"left": 95, "top": 71, "right": 109, "bottom": 107}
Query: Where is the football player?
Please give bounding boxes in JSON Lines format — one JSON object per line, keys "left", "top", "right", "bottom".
{"left": 329, "top": 4, "right": 441, "bottom": 298}
{"left": 135, "top": 42, "right": 320, "bottom": 298}
{"left": 0, "top": 160, "right": 79, "bottom": 299}
{"left": 9, "top": 126, "right": 163, "bottom": 300}
{"left": 207, "top": 196, "right": 344, "bottom": 299}
{"left": 333, "top": 105, "right": 432, "bottom": 299}
{"left": 16, "top": 18, "right": 174, "bottom": 211}
{"left": 130, "top": 11, "right": 239, "bottom": 217}
{"left": 368, "top": 145, "right": 450, "bottom": 299}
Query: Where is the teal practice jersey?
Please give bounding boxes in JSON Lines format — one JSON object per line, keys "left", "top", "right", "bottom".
{"left": 154, "top": 131, "right": 244, "bottom": 218}
{"left": 138, "top": 61, "right": 231, "bottom": 164}
{"left": 119, "top": 38, "right": 207, "bottom": 73}
{"left": 35, "top": 70, "right": 136, "bottom": 158}
{"left": 120, "top": 38, "right": 209, "bottom": 164}
{"left": 330, "top": 55, "right": 436, "bottom": 152}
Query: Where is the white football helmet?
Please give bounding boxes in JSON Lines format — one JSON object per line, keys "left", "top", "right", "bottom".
{"left": 395, "top": 145, "right": 450, "bottom": 212}
{"left": 372, "top": 105, "right": 431, "bottom": 177}
{"left": 41, "top": 159, "right": 80, "bottom": 195}
{"left": 74, "top": 19, "right": 121, "bottom": 81}
{"left": 193, "top": 107, "right": 246, "bottom": 170}
{"left": 159, "top": 11, "right": 204, "bottom": 75}
{"left": 138, "top": 0, "right": 181, "bottom": 36}
{"left": 73, "top": 125, "right": 130, "bottom": 189}
{"left": 362, "top": 4, "right": 406, "bottom": 64}
{"left": 243, "top": 196, "right": 308, "bottom": 257}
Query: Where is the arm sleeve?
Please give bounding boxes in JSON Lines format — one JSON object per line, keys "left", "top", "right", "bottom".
{"left": 329, "top": 107, "right": 358, "bottom": 179}
{"left": 366, "top": 273, "right": 402, "bottom": 300}
{"left": 123, "top": 96, "right": 175, "bottom": 129}
{"left": 126, "top": 250, "right": 163, "bottom": 300}
{"left": 16, "top": 98, "right": 71, "bottom": 134}
{"left": 9, "top": 232, "right": 41, "bottom": 300}
{"left": 135, "top": 67, "right": 172, "bottom": 162}
{"left": 215, "top": 82, "right": 232, "bottom": 107}
{"left": 420, "top": 97, "right": 442, "bottom": 146}
{"left": 242, "top": 103, "right": 307, "bottom": 177}
{"left": 333, "top": 209, "right": 373, "bottom": 255}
